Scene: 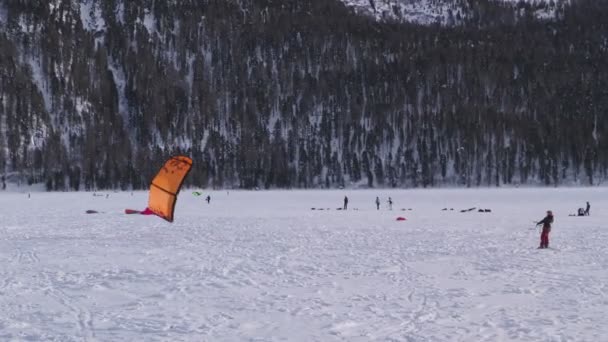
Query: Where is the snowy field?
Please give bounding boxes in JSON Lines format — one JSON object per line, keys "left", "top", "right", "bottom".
{"left": 1, "top": 188, "right": 607, "bottom": 341}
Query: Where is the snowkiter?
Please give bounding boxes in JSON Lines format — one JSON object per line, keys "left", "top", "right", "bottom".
{"left": 375, "top": 197, "right": 380, "bottom": 210}
{"left": 388, "top": 197, "right": 393, "bottom": 210}
{"left": 206, "top": 195, "right": 211, "bottom": 204}
{"left": 536, "top": 210, "right": 554, "bottom": 249}
{"left": 585, "top": 202, "right": 590, "bottom": 216}
{"left": 344, "top": 196, "right": 348, "bottom": 210}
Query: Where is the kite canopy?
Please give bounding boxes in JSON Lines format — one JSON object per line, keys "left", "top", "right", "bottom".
{"left": 147, "top": 156, "right": 193, "bottom": 222}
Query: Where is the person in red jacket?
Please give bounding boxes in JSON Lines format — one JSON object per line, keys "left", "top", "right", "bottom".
{"left": 536, "top": 210, "right": 554, "bottom": 249}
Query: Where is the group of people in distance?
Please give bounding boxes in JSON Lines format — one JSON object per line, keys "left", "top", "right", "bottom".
{"left": 342, "top": 196, "right": 591, "bottom": 250}
{"left": 577, "top": 201, "right": 591, "bottom": 216}
{"left": 343, "top": 196, "right": 393, "bottom": 210}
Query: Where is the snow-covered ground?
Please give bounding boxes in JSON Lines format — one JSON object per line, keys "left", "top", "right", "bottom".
{"left": 1, "top": 188, "right": 607, "bottom": 341}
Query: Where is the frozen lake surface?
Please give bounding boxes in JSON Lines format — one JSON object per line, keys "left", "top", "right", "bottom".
{"left": 1, "top": 188, "right": 607, "bottom": 341}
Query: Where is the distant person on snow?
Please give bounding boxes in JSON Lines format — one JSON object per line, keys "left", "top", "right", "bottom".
{"left": 206, "top": 195, "right": 211, "bottom": 204}
{"left": 585, "top": 201, "right": 590, "bottom": 216}
{"left": 536, "top": 210, "right": 554, "bottom": 249}
{"left": 344, "top": 196, "right": 348, "bottom": 210}
{"left": 388, "top": 197, "right": 393, "bottom": 210}
{"left": 375, "top": 197, "right": 380, "bottom": 210}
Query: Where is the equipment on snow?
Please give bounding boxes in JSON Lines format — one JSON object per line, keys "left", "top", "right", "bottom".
{"left": 125, "top": 156, "right": 193, "bottom": 222}
{"left": 124, "top": 207, "right": 159, "bottom": 216}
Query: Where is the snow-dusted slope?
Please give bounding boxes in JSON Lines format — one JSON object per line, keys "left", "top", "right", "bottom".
{"left": 342, "top": 0, "right": 465, "bottom": 24}
{"left": 1, "top": 188, "right": 608, "bottom": 340}
{"left": 341, "top": 0, "right": 570, "bottom": 24}
{"left": 1, "top": 0, "right": 605, "bottom": 190}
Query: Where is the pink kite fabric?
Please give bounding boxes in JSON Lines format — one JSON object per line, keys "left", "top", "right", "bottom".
{"left": 140, "top": 207, "right": 156, "bottom": 215}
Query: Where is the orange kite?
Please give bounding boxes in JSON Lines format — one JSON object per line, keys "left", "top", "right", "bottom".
{"left": 125, "top": 156, "right": 193, "bottom": 222}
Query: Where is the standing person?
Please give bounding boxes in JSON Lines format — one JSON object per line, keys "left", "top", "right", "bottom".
{"left": 343, "top": 196, "right": 348, "bottom": 210}
{"left": 206, "top": 195, "right": 211, "bottom": 204}
{"left": 585, "top": 201, "right": 590, "bottom": 216}
{"left": 388, "top": 197, "right": 393, "bottom": 210}
{"left": 536, "top": 210, "right": 554, "bottom": 249}
{"left": 375, "top": 197, "right": 380, "bottom": 210}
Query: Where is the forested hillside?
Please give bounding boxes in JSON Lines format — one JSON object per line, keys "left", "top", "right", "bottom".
{"left": 342, "top": 0, "right": 570, "bottom": 24}
{"left": 1, "top": 0, "right": 607, "bottom": 190}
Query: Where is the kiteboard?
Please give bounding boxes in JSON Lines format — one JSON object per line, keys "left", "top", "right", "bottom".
{"left": 537, "top": 247, "right": 560, "bottom": 251}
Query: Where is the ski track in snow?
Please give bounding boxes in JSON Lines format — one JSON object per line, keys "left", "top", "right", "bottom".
{"left": 0, "top": 188, "right": 607, "bottom": 341}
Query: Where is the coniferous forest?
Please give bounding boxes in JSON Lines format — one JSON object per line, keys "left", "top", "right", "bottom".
{"left": 1, "top": 0, "right": 607, "bottom": 190}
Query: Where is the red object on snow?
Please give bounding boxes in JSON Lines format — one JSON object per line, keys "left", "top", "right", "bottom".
{"left": 124, "top": 208, "right": 157, "bottom": 216}
{"left": 125, "top": 209, "right": 142, "bottom": 214}
{"left": 396, "top": 217, "right": 407, "bottom": 221}
{"left": 140, "top": 207, "right": 156, "bottom": 215}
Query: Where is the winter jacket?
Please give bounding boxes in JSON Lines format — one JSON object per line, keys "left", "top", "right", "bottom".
{"left": 537, "top": 215, "right": 554, "bottom": 230}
